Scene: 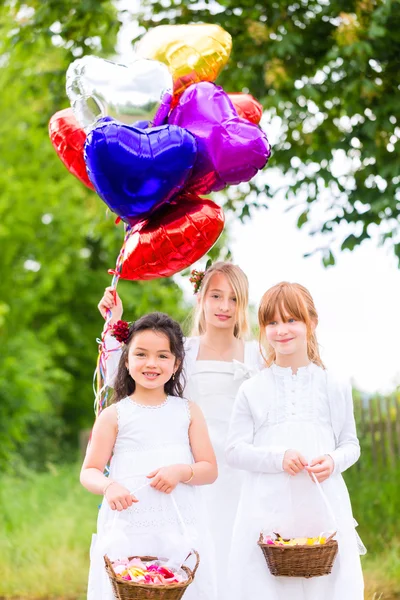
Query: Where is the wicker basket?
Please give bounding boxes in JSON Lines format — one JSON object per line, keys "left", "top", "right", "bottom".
{"left": 104, "top": 551, "right": 200, "bottom": 600}
{"left": 258, "top": 532, "right": 338, "bottom": 578}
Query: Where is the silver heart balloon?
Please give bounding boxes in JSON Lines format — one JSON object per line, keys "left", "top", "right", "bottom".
{"left": 66, "top": 55, "right": 173, "bottom": 131}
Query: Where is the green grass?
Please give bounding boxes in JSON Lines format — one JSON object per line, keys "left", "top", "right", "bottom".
{"left": 363, "top": 543, "right": 400, "bottom": 599}
{"left": 0, "top": 462, "right": 399, "bottom": 599}
{"left": 346, "top": 463, "right": 400, "bottom": 600}
{"left": 0, "top": 463, "right": 98, "bottom": 599}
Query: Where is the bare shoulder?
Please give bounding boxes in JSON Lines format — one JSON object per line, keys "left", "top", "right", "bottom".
{"left": 187, "top": 400, "right": 205, "bottom": 421}
{"left": 94, "top": 404, "right": 118, "bottom": 428}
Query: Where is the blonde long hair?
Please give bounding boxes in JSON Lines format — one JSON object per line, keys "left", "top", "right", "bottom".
{"left": 258, "top": 282, "right": 325, "bottom": 368}
{"left": 191, "top": 262, "right": 250, "bottom": 339}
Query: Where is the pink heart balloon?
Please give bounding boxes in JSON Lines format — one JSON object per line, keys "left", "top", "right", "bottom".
{"left": 168, "top": 82, "right": 271, "bottom": 194}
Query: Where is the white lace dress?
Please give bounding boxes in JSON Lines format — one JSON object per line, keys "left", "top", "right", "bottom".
{"left": 225, "top": 363, "right": 364, "bottom": 600}
{"left": 102, "top": 334, "right": 263, "bottom": 599}
{"left": 87, "top": 395, "right": 217, "bottom": 600}
{"left": 183, "top": 338, "right": 263, "bottom": 600}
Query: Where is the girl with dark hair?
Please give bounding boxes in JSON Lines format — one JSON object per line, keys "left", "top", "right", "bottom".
{"left": 81, "top": 312, "right": 218, "bottom": 600}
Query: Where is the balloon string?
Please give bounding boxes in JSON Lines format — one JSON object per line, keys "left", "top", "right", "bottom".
{"left": 93, "top": 225, "right": 132, "bottom": 419}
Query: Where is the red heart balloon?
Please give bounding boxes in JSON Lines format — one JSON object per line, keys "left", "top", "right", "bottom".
{"left": 120, "top": 195, "right": 224, "bottom": 280}
{"left": 228, "top": 93, "right": 263, "bottom": 125}
{"left": 49, "top": 108, "right": 94, "bottom": 190}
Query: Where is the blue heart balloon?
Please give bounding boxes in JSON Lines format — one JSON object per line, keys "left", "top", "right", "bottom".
{"left": 133, "top": 120, "right": 149, "bottom": 129}
{"left": 84, "top": 119, "right": 197, "bottom": 223}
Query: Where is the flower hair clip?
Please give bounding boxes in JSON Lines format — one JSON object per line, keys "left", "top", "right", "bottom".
{"left": 189, "top": 269, "right": 205, "bottom": 294}
{"left": 110, "top": 320, "right": 130, "bottom": 343}
{"left": 189, "top": 259, "right": 212, "bottom": 294}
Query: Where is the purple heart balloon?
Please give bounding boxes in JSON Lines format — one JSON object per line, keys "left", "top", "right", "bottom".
{"left": 84, "top": 119, "right": 197, "bottom": 224}
{"left": 168, "top": 82, "right": 271, "bottom": 194}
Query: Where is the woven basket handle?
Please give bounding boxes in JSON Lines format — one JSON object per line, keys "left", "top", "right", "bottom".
{"left": 325, "top": 531, "right": 337, "bottom": 544}
{"left": 184, "top": 549, "right": 200, "bottom": 579}
{"left": 103, "top": 554, "right": 114, "bottom": 573}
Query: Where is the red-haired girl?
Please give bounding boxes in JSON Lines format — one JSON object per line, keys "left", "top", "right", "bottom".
{"left": 225, "top": 282, "right": 364, "bottom": 599}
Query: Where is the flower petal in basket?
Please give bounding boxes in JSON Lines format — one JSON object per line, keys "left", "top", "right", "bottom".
{"left": 104, "top": 551, "right": 200, "bottom": 600}
{"left": 258, "top": 533, "right": 338, "bottom": 579}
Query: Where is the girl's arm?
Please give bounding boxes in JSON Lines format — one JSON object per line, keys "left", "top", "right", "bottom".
{"left": 328, "top": 382, "right": 360, "bottom": 474}
{"left": 103, "top": 332, "right": 123, "bottom": 387}
{"left": 186, "top": 401, "right": 218, "bottom": 484}
{"left": 80, "top": 406, "right": 136, "bottom": 510}
{"left": 80, "top": 406, "right": 118, "bottom": 494}
{"left": 147, "top": 402, "right": 218, "bottom": 492}
{"left": 98, "top": 288, "right": 124, "bottom": 387}
{"left": 225, "top": 386, "right": 287, "bottom": 473}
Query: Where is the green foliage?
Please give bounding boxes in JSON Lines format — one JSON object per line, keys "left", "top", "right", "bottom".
{"left": 0, "top": 3, "right": 188, "bottom": 471}
{"left": 345, "top": 463, "right": 400, "bottom": 552}
{"left": 136, "top": 0, "right": 400, "bottom": 263}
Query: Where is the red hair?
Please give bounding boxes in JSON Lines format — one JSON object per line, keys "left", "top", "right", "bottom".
{"left": 258, "top": 282, "right": 325, "bottom": 368}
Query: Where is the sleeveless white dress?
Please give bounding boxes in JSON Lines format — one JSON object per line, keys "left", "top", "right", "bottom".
{"left": 102, "top": 334, "right": 263, "bottom": 598}
{"left": 225, "top": 363, "right": 364, "bottom": 600}
{"left": 183, "top": 337, "right": 263, "bottom": 600}
{"left": 87, "top": 395, "right": 217, "bottom": 600}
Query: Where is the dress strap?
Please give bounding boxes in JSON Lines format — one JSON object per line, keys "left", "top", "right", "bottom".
{"left": 114, "top": 397, "right": 133, "bottom": 433}
{"left": 183, "top": 337, "right": 200, "bottom": 379}
{"left": 183, "top": 398, "right": 192, "bottom": 424}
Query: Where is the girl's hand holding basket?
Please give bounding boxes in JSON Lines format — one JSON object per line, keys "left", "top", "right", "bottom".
{"left": 147, "top": 464, "right": 193, "bottom": 494}
{"left": 283, "top": 450, "right": 334, "bottom": 483}
{"left": 104, "top": 480, "right": 139, "bottom": 511}
{"left": 306, "top": 455, "right": 334, "bottom": 483}
{"left": 283, "top": 449, "right": 308, "bottom": 476}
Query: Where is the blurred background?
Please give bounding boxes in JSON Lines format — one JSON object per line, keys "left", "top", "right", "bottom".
{"left": 0, "top": 0, "right": 399, "bottom": 598}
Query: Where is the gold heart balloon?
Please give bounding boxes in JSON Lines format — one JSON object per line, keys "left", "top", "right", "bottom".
{"left": 136, "top": 24, "right": 232, "bottom": 97}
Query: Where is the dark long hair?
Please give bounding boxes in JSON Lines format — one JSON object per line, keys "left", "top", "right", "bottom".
{"left": 112, "top": 312, "right": 186, "bottom": 402}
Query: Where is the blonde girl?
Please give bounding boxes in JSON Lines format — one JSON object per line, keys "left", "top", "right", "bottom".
{"left": 98, "top": 262, "right": 263, "bottom": 599}
{"left": 225, "top": 282, "right": 364, "bottom": 600}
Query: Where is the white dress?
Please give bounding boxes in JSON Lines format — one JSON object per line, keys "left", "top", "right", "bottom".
{"left": 102, "top": 334, "right": 263, "bottom": 598}
{"left": 87, "top": 395, "right": 217, "bottom": 600}
{"left": 183, "top": 337, "right": 263, "bottom": 599}
{"left": 225, "top": 363, "right": 364, "bottom": 600}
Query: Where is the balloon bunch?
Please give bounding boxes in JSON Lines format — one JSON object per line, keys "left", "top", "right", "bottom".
{"left": 49, "top": 24, "right": 271, "bottom": 282}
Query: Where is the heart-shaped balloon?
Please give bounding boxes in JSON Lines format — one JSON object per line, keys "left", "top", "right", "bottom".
{"left": 228, "top": 93, "right": 263, "bottom": 125}
{"left": 169, "top": 82, "right": 271, "bottom": 194}
{"left": 136, "top": 24, "right": 232, "bottom": 97}
{"left": 120, "top": 195, "right": 224, "bottom": 280}
{"left": 84, "top": 120, "right": 197, "bottom": 223}
{"left": 48, "top": 108, "right": 94, "bottom": 189}
{"left": 66, "top": 56, "right": 173, "bottom": 131}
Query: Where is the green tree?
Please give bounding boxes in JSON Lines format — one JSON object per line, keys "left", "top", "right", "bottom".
{"left": 136, "top": 0, "right": 400, "bottom": 264}
{"left": 0, "top": 2, "right": 188, "bottom": 471}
